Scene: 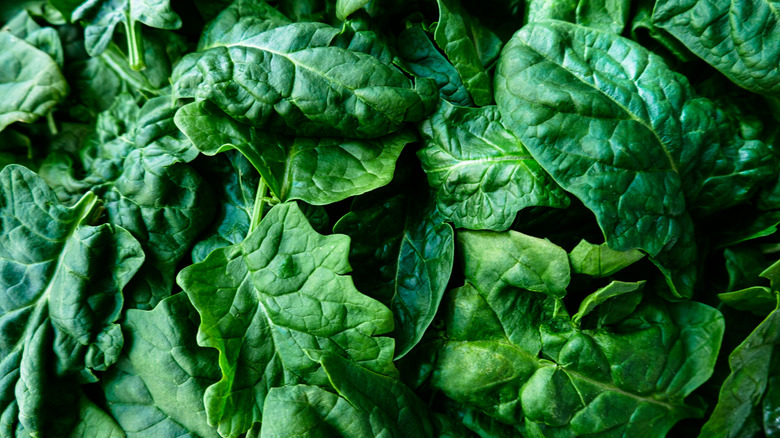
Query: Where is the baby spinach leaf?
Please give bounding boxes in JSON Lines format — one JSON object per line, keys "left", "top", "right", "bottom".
{"left": 418, "top": 102, "right": 569, "bottom": 231}
{"left": 654, "top": 0, "right": 780, "bottom": 96}
{"left": 173, "top": 14, "right": 437, "bottom": 138}
{"left": 334, "top": 176, "right": 454, "bottom": 358}
{"left": 335, "top": 0, "right": 370, "bottom": 20}
{"left": 433, "top": 0, "right": 501, "bottom": 106}
{"left": 176, "top": 202, "right": 395, "bottom": 438}
{"left": 175, "top": 100, "right": 413, "bottom": 205}
{"left": 102, "top": 293, "right": 220, "bottom": 438}
{"left": 434, "top": 229, "right": 724, "bottom": 436}
{"left": 0, "top": 165, "right": 144, "bottom": 437}
{"left": 2, "top": 9, "right": 64, "bottom": 67}
{"left": 0, "top": 31, "right": 68, "bottom": 132}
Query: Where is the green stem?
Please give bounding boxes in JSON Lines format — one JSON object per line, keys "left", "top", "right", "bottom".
{"left": 250, "top": 177, "right": 269, "bottom": 232}
{"left": 46, "top": 112, "right": 58, "bottom": 136}
{"left": 123, "top": 17, "right": 146, "bottom": 71}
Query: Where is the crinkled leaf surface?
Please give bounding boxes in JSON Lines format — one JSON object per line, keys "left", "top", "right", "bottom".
{"left": 175, "top": 100, "right": 413, "bottom": 205}
{"left": 0, "top": 31, "right": 68, "bottom": 132}
{"left": 39, "top": 94, "right": 212, "bottom": 309}
{"left": 434, "top": 0, "right": 501, "bottom": 106}
{"left": 334, "top": 179, "right": 454, "bottom": 358}
{"left": 176, "top": 202, "right": 395, "bottom": 438}
{"left": 0, "top": 165, "right": 144, "bottom": 437}
{"left": 525, "top": 0, "right": 631, "bottom": 34}
{"left": 2, "top": 9, "right": 64, "bottom": 67}
{"left": 102, "top": 293, "right": 220, "bottom": 438}
{"left": 418, "top": 102, "right": 568, "bottom": 231}
{"left": 433, "top": 229, "right": 724, "bottom": 436}
{"left": 653, "top": 0, "right": 780, "bottom": 96}
{"left": 172, "top": 8, "right": 437, "bottom": 139}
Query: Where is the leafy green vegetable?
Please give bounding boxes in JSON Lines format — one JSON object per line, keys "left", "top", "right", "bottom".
{"left": 3, "top": 1, "right": 780, "bottom": 436}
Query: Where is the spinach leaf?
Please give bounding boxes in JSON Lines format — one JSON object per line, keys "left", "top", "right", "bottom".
{"left": 0, "top": 165, "right": 144, "bottom": 436}
{"left": 418, "top": 101, "right": 569, "bottom": 230}
{"left": 176, "top": 202, "right": 395, "bottom": 438}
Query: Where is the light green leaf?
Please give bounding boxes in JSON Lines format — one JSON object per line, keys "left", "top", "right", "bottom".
{"left": 173, "top": 15, "right": 437, "bottom": 138}
{"left": 176, "top": 202, "right": 395, "bottom": 438}
{"left": 0, "top": 165, "right": 144, "bottom": 437}
{"left": 654, "top": 0, "right": 780, "bottom": 96}
{"left": 68, "top": 392, "right": 126, "bottom": 438}
{"left": 418, "top": 102, "right": 568, "bottom": 230}
{"left": 102, "top": 294, "right": 220, "bottom": 438}
{"left": 2, "top": 9, "right": 64, "bottom": 67}
{"left": 0, "top": 31, "right": 68, "bottom": 132}
{"left": 175, "top": 100, "right": 413, "bottom": 205}
{"left": 434, "top": 0, "right": 502, "bottom": 106}
{"left": 568, "top": 239, "right": 645, "bottom": 278}
{"left": 335, "top": 0, "right": 369, "bottom": 20}
{"left": 572, "top": 280, "right": 645, "bottom": 326}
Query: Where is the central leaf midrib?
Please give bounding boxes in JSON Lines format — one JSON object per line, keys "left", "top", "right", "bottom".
{"left": 427, "top": 155, "right": 534, "bottom": 174}
{"left": 517, "top": 28, "right": 680, "bottom": 174}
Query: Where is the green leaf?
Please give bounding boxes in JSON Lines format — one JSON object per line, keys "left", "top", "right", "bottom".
{"left": 572, "top": 280, "right": 645, "bottom": 326}
{"left": 654, "top": 0, "right": 780, "bottom": 96}
{"left": 176, "top": 202, "right": 395, "bottom": 438}
{"left": 2, "top": 9, "right": 64, "bottom": 67}
{"left": 175, "top": 100, "right": 413, "bottom": 205}
{"left": 334, "top": 181, "right": 454, "bottom": 358}
{"left": 418, "top": 102, "right": 569, "bottom": 231}
{"left": 575, "top": 0, "right": 631, "bottom": 34}
{"left": 434, "top": 0, "right": 502, "bottom": 106}
{"left": 0, "top": 165, "right": 144, "bottom": 436}
{"left": 719, "top": 287, "right": 778, "bottom": 317}
{"left": 68, "top": 394, "right": 126, "bottom": 438}
{"left": 434, "top": 231, "right": 724, "bottom": 435}
{"left": 102, "top": 293, "right": 220, "bottom": 438}
{"left": 172, "top": 16, "right": 437, "bottom": 138}
{"left": 568, "top": 239, "right": 645, "bottom": 278}
{"left": 0, "top": 31, "right": 68, "bottom": 132}
{"left": 335, "top": 0, "right": 369, "bottom": 20}
{"left": 458, "top": 230, "right": 571, "bottom": 298}
{"left": 397, "top": 24, "right": 472, "bottom": 106}
{"left": 699, "top": 292, "right": 780, "bottom": 438}
{"left": 38, "top": 95, "right": 212, "bottom": 309}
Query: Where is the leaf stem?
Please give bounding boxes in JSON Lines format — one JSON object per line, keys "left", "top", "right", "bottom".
{"left": 250, "top": 177, "right": 269, "bottom": 232}
{"left": 46, "top": 112, "right": 58, "bottom": 136}
{"left": 123, "top": 17, "right": 146, "bottom": 71}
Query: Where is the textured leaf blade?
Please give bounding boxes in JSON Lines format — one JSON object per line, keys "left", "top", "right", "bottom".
{"left": 418, "top": 102, "right": 568, "bottom": 230}
{"left": 0, "top": 165, "right": 144, "bottom": 437}
{"left": 0, "top": 32, "right": 68, "bottom": 132}
{"left": 654, "top": 0, "right": 780, "bottom": 96}
{"left": 176, "top": 202, "right": 395, "bottom": 438}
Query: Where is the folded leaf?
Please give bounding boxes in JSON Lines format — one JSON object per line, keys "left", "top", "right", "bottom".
{"left": 568, "top": 240, "right": 644, "bottom": 278}
{"left": 0, "top": 31, "right": 68, "bottom": 132}
{"left": 0, "top": 165, "right": 144, "bottom": 436}
{"left": 176, "top": 202, "right": 395, "bottom": 438}
{"left": 175, "top": 100, "right": 413, "bottom": 205}
{"left": 418, "top": 102, "right": 568, "bottom": 230}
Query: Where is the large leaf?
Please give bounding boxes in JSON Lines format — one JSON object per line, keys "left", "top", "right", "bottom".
{"left": 433, "top": 229, "right": 725, "bottom": 436}
{"left": 102, "top": 293, "right": 220, "bottom": 438}
{"left": 172, "top": 10, "right": 437, "bottom": 139}
{"left": 334, "top": 174, "right": 454, "bottom": 358}
{"left": 175, "top": 100, "right": 413, "bottom": 205}
{"left": 434, "top": 0, "right": 502, "bottom": 106}
{"left": 654, "top": 0, "right": 780, "bottom": 96}
{"left": 0, "top": 31, "right": 68, "bottom": 132}
{"left": 176, "top": 202, "right": 395, "bottom": 438}
{"left": 0, "top": 165, "right": 144, "bottom": 437}
{"left": 39, "top": 95, "right": 212, "bottom": 309}
{"left": 418, "top": 102, "right": 569, "bottom": 230}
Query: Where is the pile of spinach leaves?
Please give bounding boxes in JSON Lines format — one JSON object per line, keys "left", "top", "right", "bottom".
{"left": 1, "top": 0, "right": 779, "bottom": 436}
